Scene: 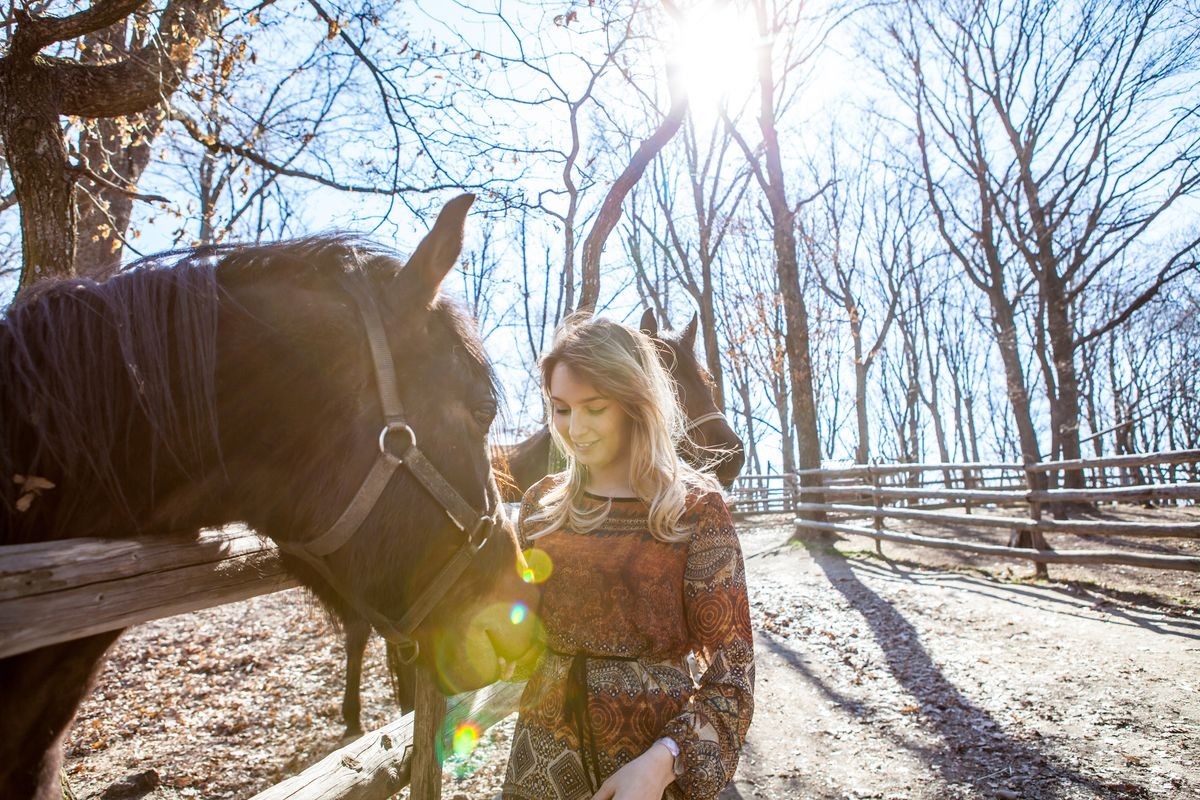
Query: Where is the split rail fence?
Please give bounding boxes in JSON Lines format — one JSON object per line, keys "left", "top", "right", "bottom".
{"left": 5, "top": 451, "right": 1198, "bottom": 799}
{"left": 0, "top": 524, "right": 522, "bottom": 800}
{"left": 729, "top": 449, "right": 1200, "bottom": 575}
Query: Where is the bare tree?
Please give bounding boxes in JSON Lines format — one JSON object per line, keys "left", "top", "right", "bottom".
{"left": 645, "top": 114, "right": 753, "bottom": 410}
{"left": 799, "top": 132, "right": 913, "bottom": 463}
{"left": 882, "top": 0, "right": 1200, "bottom": 489}
{"left": 724, "top": 0, "right": 839, "bottom": 496}
{"left": 1, "top": 0, "right": 223, "bottom": 287}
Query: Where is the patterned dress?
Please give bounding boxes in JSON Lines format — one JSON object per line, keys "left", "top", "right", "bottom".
{"left": 501, "top": 475, "right": 755, "bottom": 800}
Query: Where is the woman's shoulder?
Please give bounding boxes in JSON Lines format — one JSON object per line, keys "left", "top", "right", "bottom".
{"left": 683, "top": 485, "right": 732, "bottom": 522}
{"left": 521, "top": 471, "right": 568, "bottom": 508}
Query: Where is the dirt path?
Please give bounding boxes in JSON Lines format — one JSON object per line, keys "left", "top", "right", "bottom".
{"left": 728, "top": 521, "right": 1199, "bottom": 799}
{"left": 62, "top": 516, "right": 1199, "bottom": 799}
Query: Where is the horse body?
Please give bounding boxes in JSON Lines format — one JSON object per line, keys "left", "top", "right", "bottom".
{"left": 0, "top": 196, "right": 536, "bottom": 799}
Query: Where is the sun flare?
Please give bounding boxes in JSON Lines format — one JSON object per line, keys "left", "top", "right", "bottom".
{"left": 669, "top": 2, "right": 760, "bottom": 115}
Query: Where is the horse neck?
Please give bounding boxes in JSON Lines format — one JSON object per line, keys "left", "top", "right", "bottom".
{"left": 504, "top": 428, "right": 554, "bottom": 495}
{"left": 0, "top": 436, "right": 229, "bottom": 544}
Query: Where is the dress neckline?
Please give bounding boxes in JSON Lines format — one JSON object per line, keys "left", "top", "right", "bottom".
{"left": 583, "top": 490, "right": 642, "bottom": 502}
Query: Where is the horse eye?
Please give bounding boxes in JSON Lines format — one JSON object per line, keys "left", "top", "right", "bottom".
{"left": 473, "top": 403, "right": 497, "bottom": 427}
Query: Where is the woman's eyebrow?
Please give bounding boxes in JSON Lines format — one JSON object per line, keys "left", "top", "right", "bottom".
{"left": 549, "top": 395, "right": 606, "bottom": 404}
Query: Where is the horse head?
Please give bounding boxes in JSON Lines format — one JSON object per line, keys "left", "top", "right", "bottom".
{"left": 211, "top": 195, "right": 536, "bottom": 693}
{"left": 639, "top": 308, "right": 746, "bottom": 488}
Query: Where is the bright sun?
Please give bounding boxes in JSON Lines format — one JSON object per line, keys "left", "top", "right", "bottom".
{"left": 668, "top": 2, "right": 760, "bottom": 115}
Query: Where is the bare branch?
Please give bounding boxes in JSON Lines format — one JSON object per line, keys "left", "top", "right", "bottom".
{"left": 9, "top": 0, "right": 148, "bottom": 57}
{"left": 166, "top": 108, "right": 460, "bottom": 196}
{"left": 68, "top": 162, "right": 170, "bottom": 204}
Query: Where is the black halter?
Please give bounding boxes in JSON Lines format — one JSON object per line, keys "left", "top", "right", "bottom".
{"left": 277, "top": 262, "right": 500, "bottom": 662}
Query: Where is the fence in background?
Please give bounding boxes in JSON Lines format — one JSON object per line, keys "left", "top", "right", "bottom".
{"left": 729, "top": 450, "right": 1200, "bottom": 576}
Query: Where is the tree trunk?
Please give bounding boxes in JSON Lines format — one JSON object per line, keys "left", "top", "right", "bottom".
{"left": 854, "top": 359, "right": 869, "bottom": 465}
{"left": 3, "top": 69, "right": 77, "bottom": 289}
{"left": 986, "top": 287, "right": 1044, "bottom": 487}
{"left": 1044, "top": 289, "right": 1085, "bottom": 489}
{"left": 698, "top": 273, "right": 726, "bottom": 412}
{"left": 734, "top": 364, "right": 758, "bottom": 475}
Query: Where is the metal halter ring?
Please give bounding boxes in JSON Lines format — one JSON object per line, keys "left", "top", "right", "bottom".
{"left": 467, "top": 514, "right": 496, "bottom": 553}
{"left": 379, "top": 422, "right": 416, "bottom": 463}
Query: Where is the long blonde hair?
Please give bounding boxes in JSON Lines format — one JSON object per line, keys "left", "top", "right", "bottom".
{"left": 526, "top": 313, "right": 720, "bottom": 543}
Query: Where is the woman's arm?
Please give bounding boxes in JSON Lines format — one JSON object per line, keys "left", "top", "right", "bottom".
{"left": 659, "top": 492, "right": 755, "bottom": 799}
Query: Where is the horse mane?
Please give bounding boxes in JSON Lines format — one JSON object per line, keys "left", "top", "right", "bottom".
{"left": 1, "top": 234, "right": 496, "bottom": 532}
{"left": 1, "top": 249, "right": 225, "bottom": 521}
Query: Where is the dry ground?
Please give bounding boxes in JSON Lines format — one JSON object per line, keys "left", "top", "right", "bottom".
{"left": 61, "top": 507, "right": 1199, "bottom": 800}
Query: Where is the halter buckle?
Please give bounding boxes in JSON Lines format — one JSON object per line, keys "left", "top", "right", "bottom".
{"left": 379, "top": 422, "right": 416, "bottom": 464}
{"left": 392, "top": 638, "right": 421, "bottom": 664}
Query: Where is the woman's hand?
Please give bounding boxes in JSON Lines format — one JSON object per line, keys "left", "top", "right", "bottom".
{"left": 590, "top": 741, "right": 676, "bottom": 800}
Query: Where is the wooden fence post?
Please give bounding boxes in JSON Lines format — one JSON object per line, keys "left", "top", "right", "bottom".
{"left": 868, "top": 463, "right": 883, "bottom": 556}
{"left": 1016, "top": 465, "right": 1050, "bottom": 580}
{"left": 410, "top": 672, "right": 447, "bottom": 800}
{"left": 962, "top": 465, "right": 973, "bottom": 515}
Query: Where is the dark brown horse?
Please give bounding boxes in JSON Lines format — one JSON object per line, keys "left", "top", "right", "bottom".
{"left": 338, "top": 307, "right": 748, "bottom": 730}
{"left": 0, "top": 195, "right": 537, "bottom": 799}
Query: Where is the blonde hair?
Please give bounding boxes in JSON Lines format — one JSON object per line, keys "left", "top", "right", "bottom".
{"left": 526, "top": 313, "right": 720, "bottom": 543}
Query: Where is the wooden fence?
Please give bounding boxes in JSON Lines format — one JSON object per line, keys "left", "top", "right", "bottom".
{"left": 729, "top": 449, "right": 1200, "bottom": 576}
{"left": 7, "top": 450, "right": 1198, "bottom": 798}
{"left": 0, "top": 525, "right": 517, "bottom": 799}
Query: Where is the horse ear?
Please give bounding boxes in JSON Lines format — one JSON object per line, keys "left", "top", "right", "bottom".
{"left": 639, "top": 308, "right": 659, "bottom": 336}
{"left": 682, "top": 312, "right": 699, "bottom": 350}
{"left": 406, "top": 193, "right": 475, "bottom": 304}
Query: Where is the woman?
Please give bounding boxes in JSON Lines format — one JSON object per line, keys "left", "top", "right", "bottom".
{"left": 502, "top": 314, "right": 754, "bottom": 800}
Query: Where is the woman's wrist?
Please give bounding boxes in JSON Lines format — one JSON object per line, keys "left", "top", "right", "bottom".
{"left": 651, "top": 737, "right": 680, "bottom": 786}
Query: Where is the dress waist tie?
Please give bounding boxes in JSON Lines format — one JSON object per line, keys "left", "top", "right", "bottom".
{"left": 555, "top": 648, "right": 640, "bottom": 795}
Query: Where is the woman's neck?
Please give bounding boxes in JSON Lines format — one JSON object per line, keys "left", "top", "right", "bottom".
{"left": 585, "top": 460, "right": 634, "bottom": 498}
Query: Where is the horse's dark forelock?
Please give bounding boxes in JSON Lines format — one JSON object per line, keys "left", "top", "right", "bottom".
{"left": 1, "top": 251, "right": 222, "bottom": 522}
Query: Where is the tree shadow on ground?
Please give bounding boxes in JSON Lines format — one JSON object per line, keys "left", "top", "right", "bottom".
{"left": 800, "top": 540, "right": 1120, "bottom": 799}
{"left": 842, "top": 550, "right": 1200, "bottom": 641}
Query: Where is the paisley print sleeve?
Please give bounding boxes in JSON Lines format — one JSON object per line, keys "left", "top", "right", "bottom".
{"left": 516, "top": 474, "right": 557, "bottom": 549}
{"left": 661, "top": 491, "right": 755, "bottom": 799}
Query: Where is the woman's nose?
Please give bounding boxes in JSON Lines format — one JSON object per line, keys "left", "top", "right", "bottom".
{"left": 568, "top": 413, "right": 588, "bottom": 440}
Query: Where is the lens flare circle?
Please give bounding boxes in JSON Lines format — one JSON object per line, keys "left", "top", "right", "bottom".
{"left": 452, "top": 721, "right": 481, "bottom": 758}
{"left": 510, "top": 602, "right": 528, "bottom": 625}
{"left": 521, "top": 547, "right": 554, "bottom": 584}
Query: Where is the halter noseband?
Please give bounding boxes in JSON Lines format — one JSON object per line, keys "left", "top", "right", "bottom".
{"left": 277, "top": 261, "right": 500, "bottom": 662}
{"left": 684, "top": 410, "right": 729, "bottom": 433}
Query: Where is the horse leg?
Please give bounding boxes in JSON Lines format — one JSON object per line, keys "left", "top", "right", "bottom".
{"left": 342, "top": 614, "right": 370, "bottom": 737}
{"left": 0, "top": 631, "right": 121, "bottom": 800}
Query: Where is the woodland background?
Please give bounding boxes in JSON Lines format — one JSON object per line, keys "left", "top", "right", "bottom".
{"left": 1, "top": 0, "right": 1197, "bottom": 477}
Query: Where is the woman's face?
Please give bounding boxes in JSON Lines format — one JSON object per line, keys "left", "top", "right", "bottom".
{"left": 548, "top": 362, "right": 633, "bottom": 485}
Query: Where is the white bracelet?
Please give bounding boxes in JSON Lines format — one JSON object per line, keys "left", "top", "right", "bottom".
{"left": 654, "top": 737, "right": 683, "bottom": 776}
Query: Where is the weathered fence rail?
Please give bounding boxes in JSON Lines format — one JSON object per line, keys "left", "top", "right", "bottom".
{"left": 729, "top": 449, "right": 1200, "bottom": 575}
{"left": 0, "top": 526, "right": 294, "bottom": 660}
{"left": 0, "top": 524, "right": 508, "bottom": 799}
{"left": 250, "top": 680, "right": 524, "bottom": 800}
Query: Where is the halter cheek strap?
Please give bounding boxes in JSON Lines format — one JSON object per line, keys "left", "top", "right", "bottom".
{"left": 276, "top": 261, "right": 499, "bottom": 662}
